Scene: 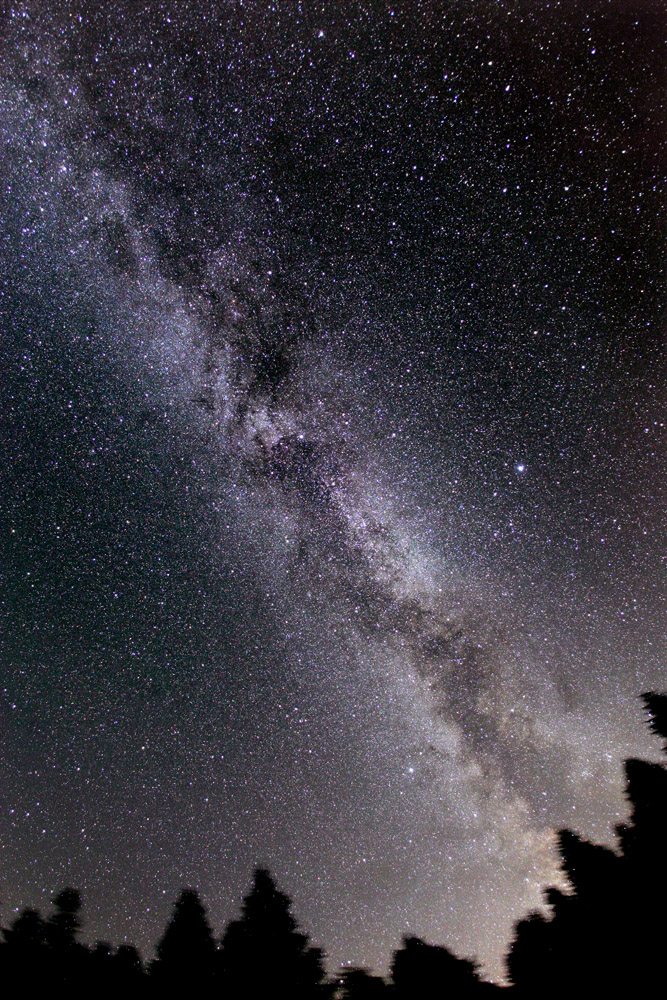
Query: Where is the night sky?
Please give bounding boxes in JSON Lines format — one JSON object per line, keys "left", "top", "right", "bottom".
{"left": 0, "top": 0, "right": 665, "bottom": 983}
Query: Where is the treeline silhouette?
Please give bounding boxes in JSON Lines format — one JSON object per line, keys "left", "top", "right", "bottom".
{"left": 2, "top": 693, "right": 665, "bottom": 997}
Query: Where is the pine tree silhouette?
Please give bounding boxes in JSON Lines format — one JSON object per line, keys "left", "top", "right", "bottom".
{"left": 336, "top": 964, "right": 389, "bottom": 998}
{"left": 152, "top": 888, "right": 215, "bottom": 989}
{"left": 507, "top": 691, "right": 667, "bottom": 994}
{"left": 1, "top": 906, "right": 48, "bottom": 992}
{"left": 45, "top": 887, "right": 87, "bottom": 986}
{"left": 615, "top": 703, "right": 667, "bottom": 994}
{"left": 113, "top": 943, "right": 145, "bottom": 988}
{"left": 89, "top": 940, "right": 146, "bottom": 989}
{"left": 390, "top": 935, "right": 489, "bottom": 997}
{"left": 218, "top": 867, "right": 327, "bottom": 999}
{"left": 505, "top": 908, "right": 556, "bottom": 996}
{"left": 2, "top": 690, "right": 666, "bottom": 996}
{"left": 90, "top": 940, "right": 114, "bottom": 980}
{"left": 46, "top": 888, "right": 82, "bottom": 949}
{"left": 642, "top": 692, "right": 667, "bottom": 752}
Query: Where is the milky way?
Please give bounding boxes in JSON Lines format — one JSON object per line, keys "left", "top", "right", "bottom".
{"left": 0, "top": 1, "right": 664, "bottom": 981}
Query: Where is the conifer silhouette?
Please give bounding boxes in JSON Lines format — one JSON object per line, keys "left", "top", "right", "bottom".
{"left": 642, "top": 692, "right": 667, "bottom": 751}
{"left": 336, "top": 964, "right": 389, "bottom": 998}
{"left": 46, "top": 887, "right": 82, "bottom": 949}
{"left": 90, "top": 940, "right": 146, "bottom": 989}
{"left": 45, "top": 888, "right": 87, "bottom": 986}
{"left": 505, "top": 908, "right": 555, "bottom": 995}
{"left": 218, "top": 866, "right": 327, "bottom": 998}
{"left": 1, "top": 906, "right": 48, "bottom": 992}
{"left": 508, "top": 691, "right": 667, "bottom": 994}
{"left": 114, "top": 943, "right": 145, "bottom": 987}
{"left": 2, "top": 691, "right": 666, "bottom": 996}
{"left": 152, "top": 888, "right": 215, "bottom": 988}
{"left": 391, "top": 935, "right": 488, "bottom": 997}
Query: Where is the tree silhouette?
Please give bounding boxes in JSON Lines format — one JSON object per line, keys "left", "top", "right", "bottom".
{"left": 336, "top": 965, "right": 389, "bottom": 998}
{"left": 113, "top": 943, "right": 145, "bottom": 987}
{"left": 88, "top": 940, "right": 145, "bottom": 989}
{"left": 218, "top": 867, "right": 328, "bottom": 998}
{"left": 643, "top": 692, "right": 667, "bottom": 751}
{"left": 615, "top": 734, "right": 667, "bottom": 993}
{"left": 90, "top": 940, "right": 115, "bottom": 980}
{"left": 505, "top": 908, "right": 556, "bottom": 996}
{"left": 46, "top": 887, "right": 82, "bottom": 949}
{"left": 507, "top": 691, "right": 667, "bottom": 995}
{"left": 152, "top": 888, "right": 215, "bottom": 989}
{"left": 2, "top": 690, "right": 667, "bottom": 995}
{"left": 1, "top": 906, "right": 48, "bottom": 991}
{"left": 45, "top": 887, "right": 87, "bottom": 986}
{"left": 391, "top": 935, "right": 490, "bottom": 997}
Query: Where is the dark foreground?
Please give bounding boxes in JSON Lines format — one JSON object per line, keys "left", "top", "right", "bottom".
{"left": 3, "top": 693, "right": 666, "bottom": 997}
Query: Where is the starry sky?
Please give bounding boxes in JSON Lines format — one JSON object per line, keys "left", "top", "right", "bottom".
{"left": 0, "top": 0, "right": 665, "bottom": 983}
